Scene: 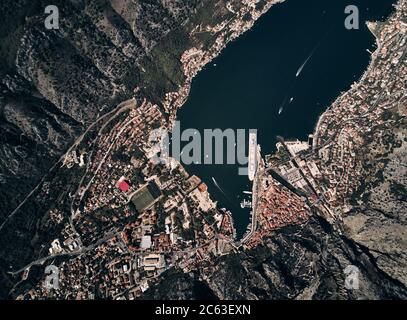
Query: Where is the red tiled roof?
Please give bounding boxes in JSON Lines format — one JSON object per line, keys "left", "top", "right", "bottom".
{"left": 118, "top": 181, "right": 130, "bottom": 192}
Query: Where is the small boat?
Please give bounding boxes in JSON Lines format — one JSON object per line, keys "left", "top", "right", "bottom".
{"left": 240, "top": 199, "right": 252, "bottom": 209}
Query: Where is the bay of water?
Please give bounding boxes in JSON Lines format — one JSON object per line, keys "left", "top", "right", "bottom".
{"left": 177, "top": 0, "right": 397, "bottom": 238}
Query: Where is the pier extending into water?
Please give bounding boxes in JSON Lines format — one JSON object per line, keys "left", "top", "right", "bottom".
{"left": 240, "top": 143, "right": 262, "bottom": 246}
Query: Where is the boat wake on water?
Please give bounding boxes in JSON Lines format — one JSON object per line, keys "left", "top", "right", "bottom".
{"left": 277, "top": 95, "right": 289, "bottom": 115}
{"left": 295, "top": 43, "right": 320, "bottom": 77}
{"left": 295, "top": 26, "right": 333, "bottom": 78}
{"left": 280, "top": 30, "right": 330, "bottom": 114}
{"left": 278, "top": 94, "right": 294, "bottom": 115}
{"left": 212, "top": 177, "right": 237, "bottom": 206}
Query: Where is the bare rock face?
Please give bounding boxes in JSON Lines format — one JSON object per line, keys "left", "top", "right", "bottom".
{"left": 342, "top": 133, "right": 407, "bottom": 288}
{"left": 144, "top": 216, "right": 407, "bottom": 300}
{"left": 343, "top": 210, "right": 407, "bottom": 288}
{"left": 0, "top": 0, "right": 405, "bottom": 301}
{"left": 140, "top": 269, "right": 218, "bottom": 300}
{"left": 1, "top": 0, "right": 275, "bottom": 299}
{"left": 0, "top": 72, "right": 83, "bottom": 217}
{"left": 0, "top": 0, "right": 203, "bottom": 219}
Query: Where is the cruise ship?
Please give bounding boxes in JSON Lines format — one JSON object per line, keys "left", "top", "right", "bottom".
{"left": 248, "top": 132, "right": 257, "bottom": 181}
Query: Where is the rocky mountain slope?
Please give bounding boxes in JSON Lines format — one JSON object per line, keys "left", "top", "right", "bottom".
{"left": 142, "top": 1, "right": 407, "bottom": 300}
{"left": 144, "top": 215, "right": 407, "bottom": 300}
{"left": 0, "top": 0, "right": 405, "bottom": 300}
{"left": 0, "top": 0, "right": 242, "bottom": 224}
{"left": 0, "top": 0, "right": 281, "bottom": 299}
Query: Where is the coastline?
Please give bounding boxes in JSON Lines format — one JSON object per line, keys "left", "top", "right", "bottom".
{"left": 163, "top": 0, "right": 286, "bottom": 123}
{"left": 166, "top": 0, "right": 400, "bottom": 241}
{"left": 159, "top": 0, "right": 285, "bottom": 238}
{"left": 312, "top": 17, "right": 388, "bottom": 149}
{"left": 158, "top": 0, "right": 395, "bottom": 240}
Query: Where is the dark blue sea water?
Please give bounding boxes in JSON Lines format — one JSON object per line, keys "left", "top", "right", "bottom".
{"left": 177, "top": 0, "right": 397, "bottom": 238}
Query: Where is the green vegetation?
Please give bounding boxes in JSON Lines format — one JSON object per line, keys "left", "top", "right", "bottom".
{"left": 131, "top": 184, "right": 160, "bottom": 212}
{"left": 140, "top": 28, "right": 190, "bottom": 101}
{"left": 190, "top": 0, "right": 233, "bottom": 27}
{"left": 390, "top": 182, "right": 407, "bottom": 200}
{"left": 0, "top": 0, "right": 44, "bottom": 76}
